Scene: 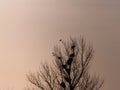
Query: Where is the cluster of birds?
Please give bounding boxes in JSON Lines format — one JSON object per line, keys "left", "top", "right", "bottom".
{"left": 58, "top": 40, "right": 76, "bottom": 89}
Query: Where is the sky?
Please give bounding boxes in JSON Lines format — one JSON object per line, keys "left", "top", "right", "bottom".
{"left": 0, "top": 0, "right": 120, "bottom": 90}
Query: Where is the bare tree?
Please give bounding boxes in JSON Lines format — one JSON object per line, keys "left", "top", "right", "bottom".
{"left": 26, "top": 37, "right": 104, "bottom": 90}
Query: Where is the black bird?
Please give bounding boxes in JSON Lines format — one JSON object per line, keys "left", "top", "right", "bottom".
{"left": 66, "top": 52, "right": 75, "bottom": 65}
{"left": 59, "top": 39, "right": 62, "bottom": 42}
{"left": 71, "top": 45, "right": 75, "bottom": 49}
{"left": 60, "top": 82, "right": 66, "bottom": 88}
{"left": 70, "top": 53, "right": 75, "bottom": 58}
{"left": 66, "top": 58, "right": 73, "bottom": 65}
{"left": 58, "top": 56, "right": 62, "bottom": 59}
{"left": 62, "top": 64, "right": 66, "bottom": 69}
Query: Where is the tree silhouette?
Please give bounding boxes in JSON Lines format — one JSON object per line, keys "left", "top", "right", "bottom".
{"left": 26, "top": 37, "right": 104, "bottom": 90}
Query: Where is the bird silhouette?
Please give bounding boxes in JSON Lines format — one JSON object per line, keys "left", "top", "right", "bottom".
{"left": 66, "top": 58, "right": 73, "bottom": 65}
{"left": 70, "top": 53, "right": 75, "bottom": 57}
{"left": 60, "top": 82, "right": 66, "bottom": 88}
{"left": 71, "top": 45, "right": 75, "bottom": 49}
{"left": 58, "top": 56, "right": 62, "bottom": 59}
{"left": 59, "top": 39, "right": 62, "bottom": 42}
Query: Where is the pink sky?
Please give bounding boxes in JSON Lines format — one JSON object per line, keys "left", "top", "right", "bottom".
{"left": 0, "top": 0, "right": 120, "bottom": 90}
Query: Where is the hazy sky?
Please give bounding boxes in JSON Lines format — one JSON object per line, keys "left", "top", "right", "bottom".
{"left": 0, "top": 0, "right": 120, "bottom": 90}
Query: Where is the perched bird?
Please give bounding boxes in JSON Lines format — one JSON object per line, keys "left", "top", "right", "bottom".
{"left": 59, "top": 39, "right": 62, "bottom": 42}
{"left": 66, "top": 52, "right": 75, "bottom": 65}
{"left": 66, "top": 58, "right": 73, "bottom": 65}
{"left": 70, "top": 53, "right": 75, "bottom": 57}
{"left": 58, "top": 56, "right": 62, "bottom": 59}
{"left": 71, "top": 45, "right": 75, "bottom": 49}
{"left": 60, "top": 82, "right": 66, "bottom": 88}
{"left": 62, "top": 64, "right": 66, "bottom": 69}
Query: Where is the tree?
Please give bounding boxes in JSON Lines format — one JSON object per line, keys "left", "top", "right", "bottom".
{"left": 26, "top": 37, "right": 104, "bottom": 90}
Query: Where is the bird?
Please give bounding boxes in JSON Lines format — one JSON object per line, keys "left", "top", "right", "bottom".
{"left": 66, "top": 58, "right": 73, "bottom": 65}
{"left": 59, "top": 39, "right": 62, "bottom": 42}
{"left": 58, "top": 56, "right": 62, "bottom": 59}
{"left": 71, "top": 45, "right": 75, "bottom": 49}
{"left": 62, "top": 64, "right": 66, "bottom": 69}
{"left": 70, "top": 53, "right": 75, "bottom": 58}
{"left": 60, "top": 82, "right": 66, "bottom": 88}
{"left": 66, "top": 52, "right": 75, "bottom": 65}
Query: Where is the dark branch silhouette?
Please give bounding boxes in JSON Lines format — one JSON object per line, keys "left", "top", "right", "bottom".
{"left": 26, "top": 37, "right": 104, "bottom": 90}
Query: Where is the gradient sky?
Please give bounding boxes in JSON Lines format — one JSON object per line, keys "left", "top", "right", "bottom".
{"left": 0, "top": 0, "right": 120, "bottom": 90}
